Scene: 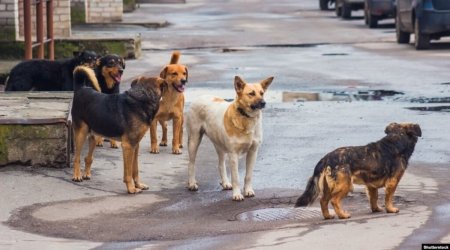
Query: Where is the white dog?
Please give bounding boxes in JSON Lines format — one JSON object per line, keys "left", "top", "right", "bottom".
{"left": 186, "top": 76, "right": 274, "bottom": 201}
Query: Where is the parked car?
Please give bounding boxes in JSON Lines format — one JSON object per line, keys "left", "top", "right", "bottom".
{"left": 364, "top": 0, "right": 396, "bottom": 28}
{"left": 336, "top": 0, "right": 365, "bottom": 19}
{"left": 396, "top": 0, "right": 450, "bottom": 50}
{"left": 320, "top": 0, "right": 335, "bottom": 10}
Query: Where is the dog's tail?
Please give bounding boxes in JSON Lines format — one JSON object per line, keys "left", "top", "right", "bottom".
{"left": 294, "top": 159, "right": 326, "bottom": 207}
{"left": 73, "top": 65, "right": 101, "bottom": 92}
{"left": 170, "top": 51, "right": 180, "bottom": 64}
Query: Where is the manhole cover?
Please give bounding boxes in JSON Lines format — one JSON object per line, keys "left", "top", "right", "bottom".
{"left": 236, "top": 207, "right": 322, "bottom": 222}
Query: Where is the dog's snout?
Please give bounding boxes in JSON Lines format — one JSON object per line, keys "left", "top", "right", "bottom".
{"left": 260, "top": 100, "right": 266, "bottom": 108}
{"left": 181, "top": 79, "right": 187, "bottom": 85}
{"left": 119, "top": 68, "right": 124, "bottom": 75}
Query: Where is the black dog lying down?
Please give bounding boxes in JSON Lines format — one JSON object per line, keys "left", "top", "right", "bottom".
{"left": 5, "top": 51, "right": 98, "bottom": 91}
{"left": 71, "top": 66, "right": 166, "bottom": 193}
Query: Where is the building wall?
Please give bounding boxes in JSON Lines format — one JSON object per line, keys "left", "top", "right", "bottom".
{"left": 86, "top": 0, "right": 123, "bottom": 23}
{"left": 17, "top": 0, "right": 71, "bottom": 39}
{"left": 0, "top": 0, "right": 19, "bottom": 41}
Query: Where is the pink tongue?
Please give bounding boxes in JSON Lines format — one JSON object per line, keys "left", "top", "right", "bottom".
{"left": 114, "top": 75, "right": 121, "bottom": 83}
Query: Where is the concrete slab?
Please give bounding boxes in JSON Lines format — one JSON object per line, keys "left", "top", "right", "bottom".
{"left": 0, "top": 92, "right": 72, "bottom": 168}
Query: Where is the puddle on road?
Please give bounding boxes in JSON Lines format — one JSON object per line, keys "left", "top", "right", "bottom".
{"left": 282, "top": 89, "right": 403, "bottom": 102}
{"left": 322, "top": 53, "right": 349, "bottom": 56}
{"left": 406, "top": 106, "right": 450, "bottom": 112}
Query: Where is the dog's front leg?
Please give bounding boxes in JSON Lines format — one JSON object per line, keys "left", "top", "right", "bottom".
{"left": 244, "top": 144, "right": 259, "bottom": 197}
{"left": 132, "top": 143, "right": 148, "bottom": 190}
{"left": 122, "top": 142, "right": 141, "bottom": 194}
{"left": 172, "top": 117, "right": 183, "bottom": 154}
{"left": 229, "top": 153, "right": 244, "bottom": 201}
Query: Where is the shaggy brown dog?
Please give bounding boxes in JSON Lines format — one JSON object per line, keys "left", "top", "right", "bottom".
{"left": 295, "top": 123, "right": 421, "bottom": 219}
{"left": 71, "top": 66, "right": 165, "bottom": 194}
{"left": 150, "top": 51, "right": 188, "bottom": 154}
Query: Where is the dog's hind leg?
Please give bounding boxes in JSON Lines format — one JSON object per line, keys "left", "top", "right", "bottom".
{"left": 72, "top": 123, "right": 89, "bottom": 182}
{"left": 330, "top": 166, "right": 352, "bottom": 219}
{"left": 172, "top": 117, "right": 183, "bottom": 154}
{"left": 366, "top": 186, "right": 383, "bottom": 212}
{"left": 132, "top": 144, "right": 149, "bottom": 190}
{"left": 83, "top": 134, "right": 96, "bottom": 180}
{"left": 187, "top": 127, "right": 203, "bottom": 191}
{"left": 229, "top": 153, "right": 244, "bottom": 201}
{"left": 214, "top": 146, "right": 231, "bottom": 190}
{"left": 150, "top": 120, "right": 160, "bottom": 154}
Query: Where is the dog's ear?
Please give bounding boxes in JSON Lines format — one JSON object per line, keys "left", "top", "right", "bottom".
{"left": 121, "top": 58, "right": 126, "bottom": 69}
{"left": 131, "top": 77, "right": 142, "bottom": 87}
{"left": 407, "top": 124, "right": 422, "bottom": 137}
{"left": 234, "top": 76, "right": 246, "bottom": 95}
{"left": 385, "top": 122, "right": 399, "bottom": 134}
{"left": 160, "top": 66, "right": 168, "bottom": 79}
{"left": 157, "top": 78, "right": 168, "bottom": 93}
{"left": 260, "top": 76, "right": 274, "bottom": 91}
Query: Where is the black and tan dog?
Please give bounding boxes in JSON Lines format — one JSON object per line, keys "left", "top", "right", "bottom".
{"left": 5, "top": 51, "right": 98, "bottom": 91}
{"left": 150, "top": 51, "right": 188, "bottom": 154}
{"left": 91, "top": 54, "right": 126, "bottom": 148}
{"left": 295, "top": 123, "right": 421, "bottom": 219}
{"left": 71, "top": 66, "right": 165, "bottom": 194}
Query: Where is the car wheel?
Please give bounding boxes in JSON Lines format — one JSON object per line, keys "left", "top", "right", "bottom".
{"left": 396, "top": 14, "right": 410, "bottom": 44}
{"left": 364, "top": 0, "right": 369, "bottom": 25}
{"left": 335, "top": 0, "right": 342, "bottom": 16}
{"left": 414, "top": 18, "right": 430, "bottom": 50}
{"left": 368, "top": 14, "right": 378, "bottom": 28}
{"left": 342, "top": 3, "right": 352, "bottom": 19}
{"left": 320, "top": 0, "right": 330, "bottom": 10}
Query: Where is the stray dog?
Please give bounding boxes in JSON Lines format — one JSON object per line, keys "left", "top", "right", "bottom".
{"left": 186, "top": 76, "right": 274, "bottom": 201}
{"left": 295, "top": 123, "right": 421, "bottom": 219}
{"left": 5, "top": 51, "right": 98, "bottom": 91}
{"left": 71, "top": 66, "right": 165, "bottom": 194}
{"left": 150, "top": 51, "right": 187, "bottom": 154}
{"left": 92, "top": 54, "right": 126, "bottom": 148}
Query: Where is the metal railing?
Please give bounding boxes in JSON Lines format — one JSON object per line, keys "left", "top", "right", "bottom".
{"left": 23, "top": 0, "right": 54, "bottom": 60}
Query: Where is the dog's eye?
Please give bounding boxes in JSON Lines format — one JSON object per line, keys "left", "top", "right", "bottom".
{"left": 248, "top": 91, "right": 256, "bottom": 97}
{"left": 260, "top": 91, "right": 264, "bottom": 96}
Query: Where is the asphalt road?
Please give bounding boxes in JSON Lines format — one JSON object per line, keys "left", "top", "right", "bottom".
{"left": 1, "top": 0, "right": 450, "bottom": 249}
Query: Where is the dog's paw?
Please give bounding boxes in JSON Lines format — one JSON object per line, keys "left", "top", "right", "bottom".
{"left": 150, "top": 148, "right": 160, "bottom": 154}
{"left": 337, "top": 212, "right": 351, "bottom": 219}
{"left": 82, "top": 174, "right": 91, "bottom": 180}
{"left": 136, "top": 183, "right": 149, "bottom": 190}
{"left": 172, "top": 148, "right": 182, "bottom": 154}
{"left": 221, "top": 182, "right": 232, "bottom": 190}
{"left": 72, "top": 176, "right": 83, "bottom": 182}
{"left": 110, "top": 142, "right": 119, "bottom": 149}
{"left": 323, "top": 214, "right": 335, "bottom": 220}
{"left": 386, "top": 206, "right": 399, "bottom": 213}
{"left": 371, "top": 206, "right": 383, "bottom": 213}
{"left": 127, "top": 187, "right": 143, "bottom": 194}
{"left": 188, "top": 182, "right": 199, "bottom": 191}
{"left": 244, "top": 188, "right": 255, "bottom": 197}
{"left": 232, "top": 193, "right": 245, "bottom": 201}
{"left": 159, "top": 142, "right": 168, "bottom": 147}
{"left": 96, "top": 142, "right": 104, "bottom": 147}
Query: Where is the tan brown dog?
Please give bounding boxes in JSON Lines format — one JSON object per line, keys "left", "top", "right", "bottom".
{"left": 71, "top": 66, "right": 164, "bottom": 194}
{"left": 295, "top": 123, "right": 421, "bottom": 219}
{"left": 186, "top": 76, "right": 274, "bottom": 201}
{"left": 150, "top": 51, "right": 187, "bottom": 154}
